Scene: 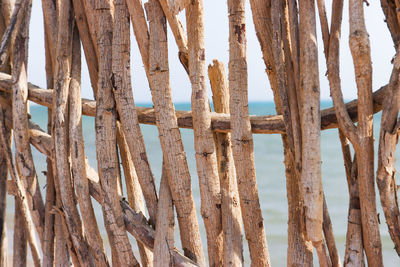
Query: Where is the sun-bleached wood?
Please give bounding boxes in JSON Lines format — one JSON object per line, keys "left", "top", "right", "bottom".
{"left": 146, "top": 0, "right": 205, "bottom": 264}
{"left": 186, "top": 1, "right": 223, "bottom": 265}
{"left": 208, "top": 60, "right": 243, "bottom": 266}
{"left": 113, "top": 0, "right": 158, "bottom": 227}
{"left": 228, "top": 0, "right": 271, "bottom": 265}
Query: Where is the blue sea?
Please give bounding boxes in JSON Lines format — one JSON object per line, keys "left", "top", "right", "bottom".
{"left": 5, "top": 101, "right": 400, "bottom": 266}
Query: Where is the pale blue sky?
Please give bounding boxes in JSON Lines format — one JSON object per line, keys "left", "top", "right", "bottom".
{"left": 27, "top": 0, "right": 394, "bottom": 103}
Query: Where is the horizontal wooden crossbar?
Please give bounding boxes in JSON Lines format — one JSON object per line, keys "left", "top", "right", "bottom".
{"left": 0, "top": 72, "right": 387, "bottom": 134}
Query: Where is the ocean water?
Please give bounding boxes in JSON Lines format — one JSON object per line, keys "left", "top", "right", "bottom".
{"left": 4, "top": 101, "right": 400, "bottom": 266}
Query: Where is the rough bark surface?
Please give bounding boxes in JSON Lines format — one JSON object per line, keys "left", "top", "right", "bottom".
{"left": 186, "top": 1, "right": 223, "bottom": 266}
{"left": 146, "top": 1, "right": 205, "bottom": 264}
{"left": 208, "top": 60, "right": 243, "bottom": 267}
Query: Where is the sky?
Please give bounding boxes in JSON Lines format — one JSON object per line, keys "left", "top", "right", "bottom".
{"left": 27, "top": 0, "right": 395, "bottom": 103}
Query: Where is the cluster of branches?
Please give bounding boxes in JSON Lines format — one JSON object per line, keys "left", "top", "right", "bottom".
{"left": 0, "top": 0, "right": 399, "bottom": 266}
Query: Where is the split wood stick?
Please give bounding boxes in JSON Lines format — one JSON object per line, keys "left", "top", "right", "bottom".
{"left": 228, "top": 0, "right": 270, "bottom": 265}
{"left": 348, "top": 0, "right": 383, "bottom": 265}
{"left": 113, "top": 0, "right": 158, "bottom": 226}
{"left": 0, "top": 108, "right": 41, "bottom": 267}
{"left": 298, "top": 0, "right": 325, "bottom": 261}
{"left": 126, "top": 0, "right": 150, "bottom": 72}
{"left": 69, "top": 27, "right": 109, "bottom": 267}
{"left": 72, "top": 0, "right": 99, "bottom": 95}
{"left": 94, "top": 0, "right": 139, "bottom": 265}
{"left": 116, "top": 122, "right": 154, "bottom": 266}
{"left": 208, "top": 60, "right": 243, "bottom": 266}
{"left": 146, "top": 0, "right": 205, "bottom": 264}
{"left": 343, "top": 156, "right": 365, "bottom": 266}
{"left": 158, "top": 0, "right": 189, "bottom": 72}
{"left": 53, "top": 1, "right": 96, "bottom": 265}
{"left": 249, "top": 1, "right": 313, "bottom": 265}
{"left": 185, "top": 1, "right": 223, "bottom": 265}
{"left": 376, "top": 62, "right": 400, "bottom": 256}
{"left": 11, "top": 0, "right": 45, "bottom": 247}
{"left": 153, "top": 163, "right": 175, "bottom": 267}
{"left": 81, "top": 0, "right": 99, "bottom": 58}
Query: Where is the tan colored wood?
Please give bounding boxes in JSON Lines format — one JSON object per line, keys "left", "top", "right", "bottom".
{"left": 299, "top": 0, "right": 324, "bottom": 249}
{"left": 185, "top": 1, "right": 223, "bottom": 265}
{"left": 10, "top": 0, "right": 45, "bottom": 248}
{"left": 343, "top": 156, "right": 365, "bottom": 267}
{"left": 376, "top": 62, "right": 400, "bottom": 256}
{"left": 158, "top": 0, "right": 189, "bottom": 72}
{"left": 13, "top": 202, "right": 27, "bottom": 267}
{"left": 153, "top": 164, "right": 175, "bottom": 267}
{"left": 94, "top": 0, "right": 139, "bottom": 265}
{"left": 113, "top": 0, "right": 158, "bottom": 227}
{"left": 168, "top": 0, "right": 190, "bottom": 14}
{"left": 228, "top": 0, "right": 270, "bottom": 266}
{"left": 0, "top": 108, "right": 41, "bottom": 267}
{"left": 53, "top": 1, "right": 96, "bottom": 265}
{"left": 69, "top": 27, "right": 109, "bottom": 267}
{"left": 126, "top": 0, "right": 150, "bottom": 72}
{"left": 146, "top": 1, "right": 205, "bottom": 264}
{"left": 117, "top": 122, "right": 154, "bottom": 266}
{"left": 349, "top": 1, "right": 383, "bottom": 265}
{"left": 208, "top": 60, "right": 243, "bottom": 266}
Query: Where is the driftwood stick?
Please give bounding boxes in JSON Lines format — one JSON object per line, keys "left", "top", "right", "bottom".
{"left": 72, "top": 0, "right": 99, "bottom": 95}
{"left": 228, "top": 0, "right": 270, "bottom": 266}
{"left": 69, "top": 27, "right": 109, "bottom": 267}
{"left": 113, "top": 0, "right": 158, "bottom": 226}
{"left": 13, "top": 202, "right": 27, "bottom": 267}
{"left": 94, "top": 0, "right": 138, "bottom": 265}
{"left": 298, "top": 0, "right": 325, "bottom": 256}
{"left": 126, "top": 0, "right": 150, "bottom": 72}
{"left": 208, "top": 60, "right": 243, "bottom": 266}
{"left": 146, "top": 0, "right": 205, "bottom": 264}
{"left": 376, "top": 61, "right": 400, "bottom": 256}
{"left": 185, "top": 1, "right": 223, "bottom": 265}
{"left": 11, "top": 0, "right": 45, "bottom": 247}
{"left": 116, "top": 122, "right": 154, "bottom": 266}
{"left": 0, "top": 108, "right": 41, "bottom": 267}
{"left": 53, "top": 2, "right": 95, "bottom": 265}
{"left": 0, "top": 71, "right": 390, "bottom": 134}
{"left": 349, "top": 1, "right": 383, "bottom": 265}
{"left": 158, "top": 0, "right": 189, "bottom": 72}
{"left": 120, "top": 200, "right": 200, "bottom": 267}
{"left": 343, "top": 156, "right": 365, "bottom": 266}
{"left": 153, "top": 163, "right": 175, "bottom": 266}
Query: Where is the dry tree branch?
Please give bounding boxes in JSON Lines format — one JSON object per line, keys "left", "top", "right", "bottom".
{"left": 0, "top": 108, "right": 41, "bottom": 267}
{"left": 185, "top": 0, "right": 223, "bottom": 265}
{"left": 146, "top": 0, "right": 205, "bottom": 264}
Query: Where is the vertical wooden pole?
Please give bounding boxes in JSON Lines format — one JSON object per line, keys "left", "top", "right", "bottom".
{"left": 228, "top": 0, "right": 271, "bottom": 265}
{"left": 209, "top": 60, "right": 244, "bottom": 266}
{"left": 185, "top": 1, "right": 223, "bottom": 265}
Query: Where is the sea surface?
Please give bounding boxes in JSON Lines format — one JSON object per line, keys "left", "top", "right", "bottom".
{"left": 5, "top": 101, "right": 400, "bottom": 266}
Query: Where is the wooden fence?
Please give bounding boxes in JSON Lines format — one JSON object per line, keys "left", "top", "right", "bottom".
{"left": 0, "top": 0, "right": 399, "bottom": 266}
